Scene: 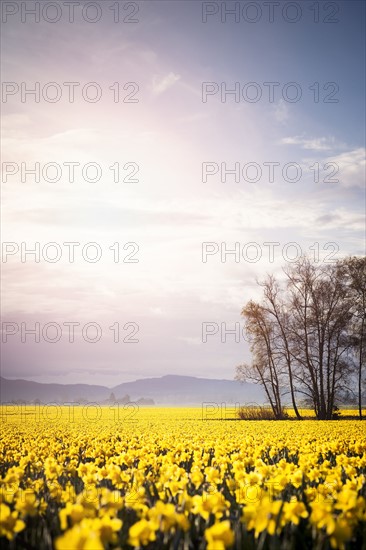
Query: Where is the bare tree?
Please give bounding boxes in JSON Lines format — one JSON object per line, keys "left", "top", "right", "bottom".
{"left": 237, "top": 256, "right": 362, "bottom": 420}
{"left": 236, "top": 301, "right": 286, "bottom": 419}
{"left": 285, "top": 258, "right": 353, "bottom": 419}
{"left": 260, "top": 276, "right": 302, "bottom": 419}
{"left": 343, "top": 256, "right": 366, "bottom": 418}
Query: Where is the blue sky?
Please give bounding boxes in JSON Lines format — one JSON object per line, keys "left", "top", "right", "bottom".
{"left": 1, "top": 0, "right": 365, "bottom": 385}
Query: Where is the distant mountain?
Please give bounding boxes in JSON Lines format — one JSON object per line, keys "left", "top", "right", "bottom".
{"left": 0, "top": 375, "right": 265, "bottom": 405}
{"left": 0, "top": 377, "right": 110, "bottom": 403}
{"left": 111, "top": 375, "right": 265, "bottom": 405}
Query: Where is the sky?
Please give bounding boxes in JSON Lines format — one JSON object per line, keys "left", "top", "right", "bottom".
{"left": 1, "top": 0, "right": 365, "bottom": 386}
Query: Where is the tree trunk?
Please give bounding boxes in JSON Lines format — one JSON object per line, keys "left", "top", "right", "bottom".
{"left": 359, "top": 315, "right": 365, "bottom": 420}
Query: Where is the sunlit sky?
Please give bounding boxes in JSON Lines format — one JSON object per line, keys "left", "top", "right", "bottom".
{"left": 1, "top": 0, "right": 365, "bottom": 386}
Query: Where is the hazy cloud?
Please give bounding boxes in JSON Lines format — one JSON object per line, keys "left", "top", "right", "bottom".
{"left": 273, "top": 99, "right": 289, "bottom": 123}
{"left": 152, "top": 72, "right": 181, "bottom": 95}
{"left": 280, "top": 135, "right": 343, "bottom": 151}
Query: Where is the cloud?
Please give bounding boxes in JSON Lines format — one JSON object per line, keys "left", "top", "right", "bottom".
{"left": 280, "top": 135, "right": 344, "bottom": 151}
{"left": 151, "top": 72, "right": 181, "bottom": 95}
{"left": 314, "top": 208, "right": 365, "bottom": 231}
{"left": 315, "top": 213, "right": 340, "bottom": 225}
{"left": 325, "top": 148, "right": 366, "bottom": 189}
{"left": 273, "top": 99, "right": 289, "bottom": 123}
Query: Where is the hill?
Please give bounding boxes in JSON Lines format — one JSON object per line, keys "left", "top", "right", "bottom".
{"left": 0, "top": 375, "right": 264, "bottom": 405}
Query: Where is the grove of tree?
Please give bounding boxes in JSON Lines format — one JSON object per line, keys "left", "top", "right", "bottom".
{"left": 236, "top": 256, "right": 366, "bottom": 420}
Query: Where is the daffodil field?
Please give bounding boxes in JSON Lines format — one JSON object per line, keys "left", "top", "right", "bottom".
{"left": 1, "top": 407, "right": 365, "bottom": 549}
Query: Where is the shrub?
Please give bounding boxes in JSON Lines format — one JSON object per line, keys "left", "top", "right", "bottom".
{"left": 238, "top": 406, "right": 289, "bottom": 420}
{"left": 332, "top": 405, "right": 342, "bottom": 419}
